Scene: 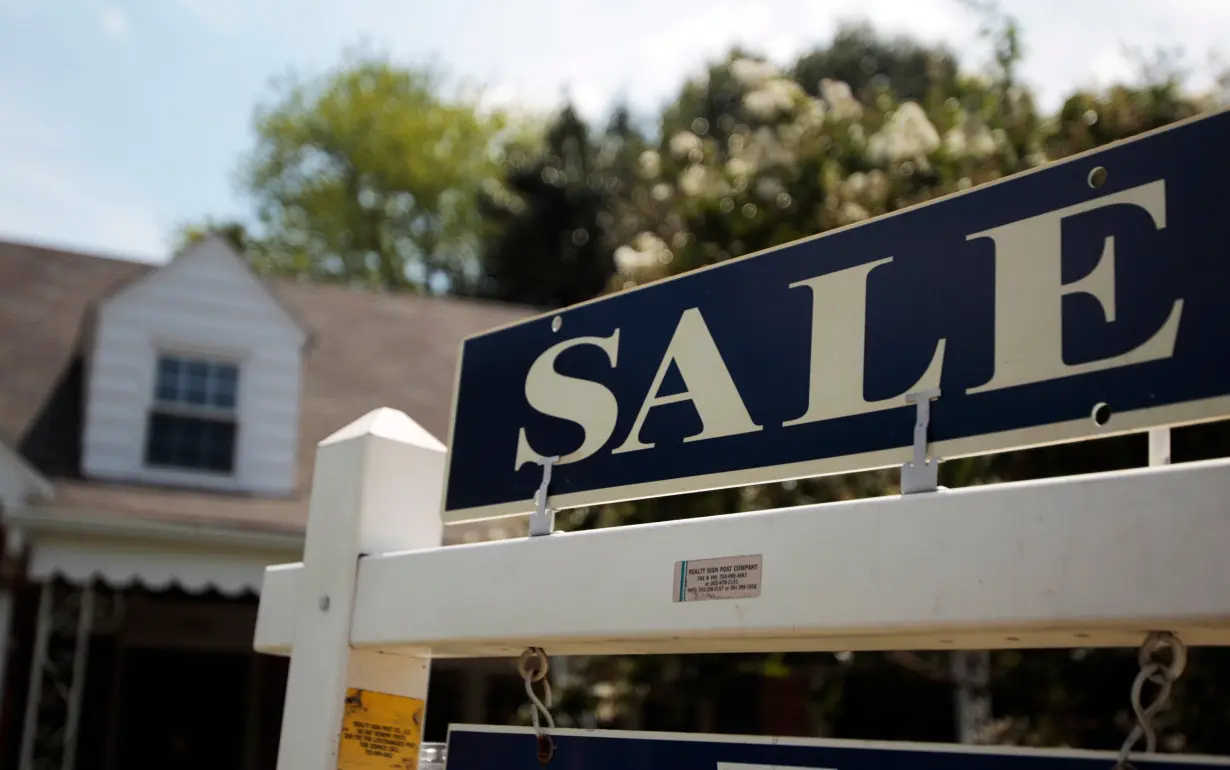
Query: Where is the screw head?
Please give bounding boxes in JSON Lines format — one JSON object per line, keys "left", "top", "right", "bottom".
{"left": 1091, "top": 402, "right": 1112, "bottom": 426}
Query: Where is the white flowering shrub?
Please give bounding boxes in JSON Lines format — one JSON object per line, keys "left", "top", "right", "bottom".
{"left": 603, "top": 51, "right": 1061, "bottom": 294}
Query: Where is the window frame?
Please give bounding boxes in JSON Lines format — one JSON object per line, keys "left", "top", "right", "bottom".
{"left": 143, "top": 351, "right": 242, "bottom": 475}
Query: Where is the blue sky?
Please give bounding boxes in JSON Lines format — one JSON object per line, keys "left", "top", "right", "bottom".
{"left": 1, "top": 0, "right": 1227, "bottom": 264}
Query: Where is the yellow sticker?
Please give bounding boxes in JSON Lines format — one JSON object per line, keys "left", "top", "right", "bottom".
{"left": 338, "top": 688, "right": 425, "bottom": 770}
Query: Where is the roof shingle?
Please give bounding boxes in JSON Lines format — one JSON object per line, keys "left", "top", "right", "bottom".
{"left": 0, "top": 238, "right": 539, "bottom": 538}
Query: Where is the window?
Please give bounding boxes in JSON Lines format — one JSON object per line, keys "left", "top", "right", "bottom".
{"left": 144, "top": 354, "right": 239, "bottom": 474}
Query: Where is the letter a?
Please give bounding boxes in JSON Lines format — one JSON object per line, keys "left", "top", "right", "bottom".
{"left": 612, "top": 308, "right": 761, "bottom": 454}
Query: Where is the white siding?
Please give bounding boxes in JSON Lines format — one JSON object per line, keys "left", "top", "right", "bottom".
{"left": 0, "top": 446, "right": 31, "bottom": 509}
{"left": 0, "top": 441, "right": 48, "bottom": 509}
{"left": 82, "top": 237, "right": 307, "bottom": 495}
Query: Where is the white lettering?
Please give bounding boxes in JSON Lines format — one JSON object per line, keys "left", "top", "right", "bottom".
{"left": 612, "top": 307, "right": 762, "bottom": 454}
{"left": 514, "top": 330, "right": 620, "bottom": 471}
{"left": 968, "top": 179, "right": 1182, "bottom": 394}
{"left": 784, "top": 257, "right": 946, "bottom": 426}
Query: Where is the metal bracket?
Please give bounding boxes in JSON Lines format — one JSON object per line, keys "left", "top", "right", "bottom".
{"left": 529, "top": 456, "right": 560, "bottom": 537}
{"left": 901, "top": 388, "right": 942, "bottom": 495}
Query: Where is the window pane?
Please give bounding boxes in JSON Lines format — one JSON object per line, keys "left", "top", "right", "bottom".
{"left": 210, "top": 364, "right": 239, "bottom": 408}
{"left": 155, "top": 382, "right": 179, "bottom": 403}
{"left": 155, "top": 357, "right": 182, "bottom": 402}
{"left": 204, "top": 421, "right": 238, "bottom": 472}
{"left": 183, "top": 361, "right": 209, "bottom": 405}
{"left": 146, "top": 414, "right": 177, "bottom": 465}
{"left": 154, "top": 355, "right": 239, "bottom": 411}
{"left": 145, "top": 413, "right": 236, "bottom": 473}
{"left": 179, "top": 415, "right": 206, "bottom": 465}
{"left": 157, "top": 356, "right": 181, "bottom": 381}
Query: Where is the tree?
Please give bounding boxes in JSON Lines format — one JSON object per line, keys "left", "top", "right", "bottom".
{"left": 474, "top": 100, "right": 660, "bottom": 309}
{"left": 171, "top": 217, "right": 252, "bottom": 255}
{"left": 237, "top": 48, "right": 513, "bottom": 293}
{"left": 476, "top": 104, "right": 621, "bottom": 307}
{"left": 793, "top": 22, "right": 962, "bottom": 105}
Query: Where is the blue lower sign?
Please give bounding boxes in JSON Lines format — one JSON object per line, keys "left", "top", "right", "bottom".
{"left": 445, "top": 726, "right": 1230, "bottom": 770}
{"left": 442, "top": 108, "right": 1230, "bottom": 523}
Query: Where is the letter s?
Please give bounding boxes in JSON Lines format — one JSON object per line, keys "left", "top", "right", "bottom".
{"left": 514, "top": 330, "right": 621, "bottom": 471}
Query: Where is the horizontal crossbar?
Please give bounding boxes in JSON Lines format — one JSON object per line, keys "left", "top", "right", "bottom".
{"left": 255, "top": 458, "right": 1230, "bottom": 658}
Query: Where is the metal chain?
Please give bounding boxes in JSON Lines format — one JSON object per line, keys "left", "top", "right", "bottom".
{"left": 1116, "top": 631, "right": 1187, "bottom": 770}
{"left": 518, "top": 647, "right": 556, "bottom": 764}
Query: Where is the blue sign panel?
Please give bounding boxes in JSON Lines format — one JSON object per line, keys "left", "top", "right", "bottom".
{"left": 445, "top": 726, "right": 1230, "bottom": 770}
{"left": 442, "top": 108, "right": 1230, "bottom": 522}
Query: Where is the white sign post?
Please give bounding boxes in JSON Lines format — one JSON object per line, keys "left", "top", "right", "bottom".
{"left": 264, "top": 408, "right": 445, "bottom": 770}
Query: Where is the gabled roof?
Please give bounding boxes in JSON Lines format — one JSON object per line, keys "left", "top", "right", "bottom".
{"left": 0, "top": 239, "right": 148, "bottom": 446}
{"left": 0, "top": 236, "right": 539, "bottom": 539}
{"left": 98, "top": 233, "right": 315, "bottom": 350}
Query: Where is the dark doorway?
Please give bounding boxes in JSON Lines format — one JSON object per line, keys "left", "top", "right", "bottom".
{"left": 111, "top": 648, "right": 249, "bottom": 770}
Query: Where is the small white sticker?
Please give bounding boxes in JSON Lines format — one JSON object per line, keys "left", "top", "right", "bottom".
{"left": 672, "top": 554, "right": 763, "bottom": 602}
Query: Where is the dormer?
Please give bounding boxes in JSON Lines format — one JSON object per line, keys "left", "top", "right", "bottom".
{"left": 81, "top": 236, "right": 309, "bottom": 495}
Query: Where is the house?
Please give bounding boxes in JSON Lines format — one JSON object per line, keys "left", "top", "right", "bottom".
{"left": 0, "top": 235, "right": 540, "bottom": 769}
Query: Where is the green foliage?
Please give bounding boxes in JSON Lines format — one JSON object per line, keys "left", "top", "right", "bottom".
{"left": 171, "top": 217, "right": 252, "bottom": 255}
{"left": 793, "top": 22, "right": 962, "bottom": 104}
{"left": 474, "top": 104, "right": 639, "bottom": 308}
{"left": 609, "top": 38, "right": 1052, "bottom": 291}
{"left": 237, "top": 47, "right": 514, "bottom": 293}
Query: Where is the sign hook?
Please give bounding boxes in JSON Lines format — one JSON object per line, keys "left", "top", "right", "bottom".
{"left": 1115, "top": 631, "right": 1187, "bottom": 769}
{"left": 518, "top": 646, "right": 556, "bottom": 764}
{"left": 901, "top": 388, "right": 942, "bottom": 494}
{"left": 529, "top": 456, "right": 560, "bottom": 537}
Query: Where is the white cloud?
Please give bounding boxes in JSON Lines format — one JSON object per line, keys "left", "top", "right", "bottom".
{"left": 454, "top": 0, "right": 979, "bottom": 124}
{"left": 100, "top": 6, "right": 129, "bottom": 40}
{"left": 152, "top": 0, "right": 1230, "bottom": 118}
{"left": 980, "top": 0, "right": 1230, "bottom": 109}
{"left": 453, "top": 0, "right": 1230, "bottom": 120}
{"left": 1086, "top": 46, "right": 1137, "bottom": 91}
{"left": 458, "top": 0, "right": 813, "bottom": 122}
